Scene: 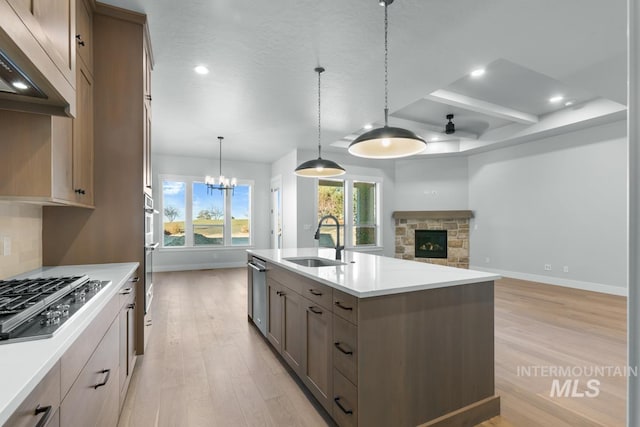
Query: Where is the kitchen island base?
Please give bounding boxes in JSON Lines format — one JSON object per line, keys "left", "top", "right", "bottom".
{"left": 249, "top": 254, "right": 500, "bottom": 427}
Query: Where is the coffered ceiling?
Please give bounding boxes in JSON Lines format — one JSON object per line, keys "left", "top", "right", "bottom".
{"left": 99, "top": 0, "right": 627, "bottom": 162}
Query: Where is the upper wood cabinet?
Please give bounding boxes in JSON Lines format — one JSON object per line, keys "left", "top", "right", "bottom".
{"left": 75, "top": 0, "right": 92, "bottom": 73}
{"left": 72, "top": 59, "right": 93, "bottom": 205}
{"left": 1, "top": 0, "right": 76, "bottom": 115}
{"left": 0, "top": 110, "right": 77, "bottom": 205}
{"left": 0, "top": 0, "right": 94, "bottom": 207}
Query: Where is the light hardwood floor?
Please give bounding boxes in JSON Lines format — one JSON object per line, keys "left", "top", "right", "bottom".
{"left": 118, "top": 270, "right": 626, "bottom": 427}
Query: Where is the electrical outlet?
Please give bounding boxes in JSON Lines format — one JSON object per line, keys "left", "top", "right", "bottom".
{"left": 563, "top": 266, "right": 569, "bottom": 273}
{"left": 544, "top": 264, "right": 552, "bottom": 271}
{"left": 485, "top": 257, "right": 490, "bottom": 263}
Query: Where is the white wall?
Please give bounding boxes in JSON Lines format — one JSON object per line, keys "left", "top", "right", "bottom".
{"left": 152, "top": 153, "right": 271, "bottom": 271}
{"left": 468, "top": 121, "right": 627, "bottom": 295}
{"left": 394, "top": 156, "right": 469, "bottom": 210}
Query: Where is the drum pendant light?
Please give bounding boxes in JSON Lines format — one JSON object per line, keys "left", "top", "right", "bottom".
{"left": 295, "top": 67, "right": 346, "bottom": 178}
{"left": 348, "top": 0, "right": 426, "bottom": 159}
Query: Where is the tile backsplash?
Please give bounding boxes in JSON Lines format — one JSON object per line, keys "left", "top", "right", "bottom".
{"left": 0, "top": 203, "right": 42, "bottom": 279}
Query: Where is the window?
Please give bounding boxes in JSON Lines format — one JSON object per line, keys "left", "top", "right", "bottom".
{"left": 161, "top": 175, "right": 253, "bottom": 248}
{"left": 353, "top": 181, "right": 377, "bottom": 246}
{"left": 162, "top": 180, "right": 186, "bottom": 247}
{"left": 317, "top": 176, "right": 381, "bottom": 248}
{"left": 193, "top": 182, "right": 224, "bottom": 245}
{"left": 318, "top": 180, "right": 345, "bottom": 247}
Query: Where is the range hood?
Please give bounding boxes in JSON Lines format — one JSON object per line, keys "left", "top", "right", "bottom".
{"left": 0, "top": 49, "right": 46, "bottom": 99}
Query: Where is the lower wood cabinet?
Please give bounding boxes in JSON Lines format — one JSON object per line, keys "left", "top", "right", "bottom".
{"left": 333, "top": 369, "right": 358, "bottom": 427}
{"left": 302, "top": 296, "right": 333, "bottom": 413}
{"left": 4, "top": 361, "right": 60, "bottom": 427}
{"left": 119, "top": 285, "right": 136, "bottom": 410}
{"left": 60, "top": 318, "right": 119, "bottom": 427}
{"left": 8, "top": 274, "right": 139, "bottom": 427}
{"left": 266, "top": 278, "right": 303, "bottom": 374}
{"left": 258, "top": 262, "right": 499, "bottom": 427}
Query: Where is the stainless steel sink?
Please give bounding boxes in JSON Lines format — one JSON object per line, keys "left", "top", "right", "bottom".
{"left": 284, "top": 257, "right": 346, "bottom": 267}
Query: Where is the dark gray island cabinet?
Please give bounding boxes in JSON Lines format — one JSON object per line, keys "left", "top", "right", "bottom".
{"left": 247, "top": 249, "right": 501, "bottom": 427}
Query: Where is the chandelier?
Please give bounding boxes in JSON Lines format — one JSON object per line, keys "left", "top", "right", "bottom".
{"left": 205, "top": 136, "right": 237, "bottom": 194}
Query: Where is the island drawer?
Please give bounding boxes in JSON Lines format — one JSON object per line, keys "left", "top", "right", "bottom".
{"left": 302, "top": 280, "right": 333, "bottom": 311}
{"left": 333, "top": 315, "right": 357, "bottom": 385}
{"left": 333, "top": 289, "right": 358, "bottom": 324}
{"left": 267, "top": 264, "right": 303, "bottom": 294}
{"left": 333, "top": 369, "right": 358, "bottom": 427}
{"left": 5, "top": 361, "right": 60, "bottom": 427}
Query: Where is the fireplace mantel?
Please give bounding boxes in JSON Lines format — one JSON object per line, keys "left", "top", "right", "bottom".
{"left": 392, "top": 210, "right": 474, "bottom": 220}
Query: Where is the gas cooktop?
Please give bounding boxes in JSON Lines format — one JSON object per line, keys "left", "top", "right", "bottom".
{"left": 0, "top": 275, "right": 109, "bottom": 344}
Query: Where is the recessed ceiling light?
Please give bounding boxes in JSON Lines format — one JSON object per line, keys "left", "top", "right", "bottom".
{"left": 363, "top": 123, "right": 373, "bottom": 130}
{"left": 564, "top": 100, "right": 574, "bottom": 106}
{"left": 431, "top": 137, "right": 439, "bottom": 141}
{"left": 12, "top": 81, "right": 28, "bottom": 90}
{"left": 549, "top": 95, "right": 564, "bottom": 103}
{"left": 470, "top": 68, "right": 485, "bottom": 78}
{"left": 194, "top": 65, "right": 209, "bottom": 75}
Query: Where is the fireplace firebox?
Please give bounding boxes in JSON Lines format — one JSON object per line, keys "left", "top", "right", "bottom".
{"left": 415, "top": 230, "right": 447, "bottom": 259}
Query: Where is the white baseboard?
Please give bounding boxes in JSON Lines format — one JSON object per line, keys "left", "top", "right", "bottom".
{"left": 153, "top": 261, "right": 247, "bottom": 272}
{"left": 469, "top": 265, "right": 627, "bottom": 297}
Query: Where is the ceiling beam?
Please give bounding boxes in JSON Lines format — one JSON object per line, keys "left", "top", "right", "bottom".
{"left": 426, "top": 89, "right": 539, "bottom": 125}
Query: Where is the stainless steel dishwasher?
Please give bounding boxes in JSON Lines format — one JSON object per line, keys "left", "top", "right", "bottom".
{"left": 248, "top": 256, "right": 267, "bottom": 336}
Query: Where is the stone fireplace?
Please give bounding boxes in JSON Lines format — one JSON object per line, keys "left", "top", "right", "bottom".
{"left": 394, "top": 210, "right": 472, "bottom": 269}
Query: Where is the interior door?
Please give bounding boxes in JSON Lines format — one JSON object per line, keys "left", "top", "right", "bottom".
{"left": 270, "top": 176, "right": 282, "bottom": 249}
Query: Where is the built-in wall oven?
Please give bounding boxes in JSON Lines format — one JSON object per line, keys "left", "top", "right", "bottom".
{"left": 144, "top": 194, "right": 158, "bottom": 314}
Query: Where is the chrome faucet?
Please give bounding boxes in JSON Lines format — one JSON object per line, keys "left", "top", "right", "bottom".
{"left": 314, "top": 214, "right": 344, "bottom": 260}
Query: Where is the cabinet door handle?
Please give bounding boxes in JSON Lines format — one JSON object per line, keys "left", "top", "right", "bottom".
{"left": 334, "top": 397, "right": 353, "bottom": 415}
{"left": 34, "top": 404, "right": 52, "bottom": 427}
{"left": 75, "top": 34, "right": 85, "bottom": 46}
{"left": 308, "top": 306, "right": 323, "bottom": 315}
{"left": 119, "top": 287, "right": 133, "bottom": 295}
{"left": 129, "top": 277, "right": 140, "bottom": 283}
{"left": 127, "top": 303, "right": 135, "bottom": 309}
{"left": 335, "top": 301, "right": 353, "bottom": 311}
{"left": 94, "top": 369, "right": 111, "bottom": 389}
{"left": 308, "top": 289, "right": 322, "bottom": 296}
{"left": 334, "top": 342, "right": 353, "bottom": 355}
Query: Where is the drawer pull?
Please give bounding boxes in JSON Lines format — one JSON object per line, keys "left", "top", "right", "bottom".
{"left": 94, "top": 369, "right": 111, "bottom": 389}
{"left": 34, "top": 405, "right": 52, "bottom": 427}
{"left": 334, "top": 342, "right": 353, "bottom": 355}
{"left": 309, "top": 306, "right": 323, "bottom": 315}
{"left": 335, "top": 301, "right": 353, "bottom": 311}
{"left": 128, "top": 303, "right": 136, "bottom": 310}
{"left": 334, "top": 397, "right": 353, "bottom": 415}
{"left": 308, "top": 289, "right": 323, "bottom": 296}
{"left": 129, "top": 277, "right": 140, "bottom": 283}
{"left": 119, "top": 287, "right": 133, "bottom": 295}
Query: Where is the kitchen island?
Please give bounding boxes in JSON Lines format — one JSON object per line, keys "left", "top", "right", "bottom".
{"left": 0, "top": 263, "right": 138, "bottom": 426}
{"left": 248, "top": 248, "right": 501, "bottom": 427}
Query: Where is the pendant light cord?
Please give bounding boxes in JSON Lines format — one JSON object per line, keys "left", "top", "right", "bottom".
{"left": 384, "top": 1, "right": 389, "bottom": 127}
{"left": 218, "top": 136, "right": 223, "bottom": 177}
{"left": 317, "top": 67, "right": 322, "bottom": 159}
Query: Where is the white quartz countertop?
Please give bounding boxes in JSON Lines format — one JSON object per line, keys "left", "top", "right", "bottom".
{"left": 247, "top": 248, "right": 500, "bottom": 298}
{"left": 0, "top": 262, "right": 138, "bottom": 426}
